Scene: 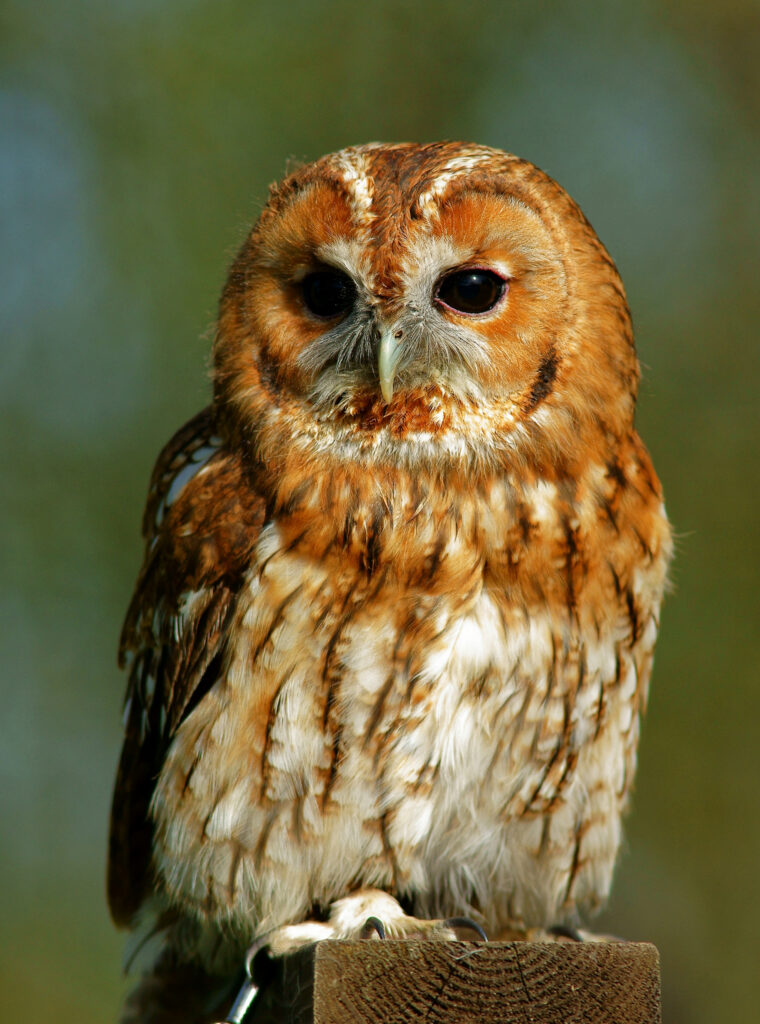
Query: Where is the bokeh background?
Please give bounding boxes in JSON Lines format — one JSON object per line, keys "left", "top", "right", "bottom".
{"left": 2, "top": 1, "right": 758, "bottom": 1021}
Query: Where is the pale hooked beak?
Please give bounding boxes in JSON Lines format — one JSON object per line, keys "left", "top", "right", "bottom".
{"left": 378, "top": 327, "right": 405, "bottom": 403}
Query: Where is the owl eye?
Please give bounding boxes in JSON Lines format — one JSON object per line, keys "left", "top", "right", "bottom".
{"left": 435, "top": 268, "right": 507, "bottom": 315}
{"left": 301, "top": 269, "right": 356, "bottom": 319}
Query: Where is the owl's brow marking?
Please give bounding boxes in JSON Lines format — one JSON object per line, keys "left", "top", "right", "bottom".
{"left": 415, "top": 152, "right": 494, "bottom": 220}
{"left": 333, "top": 149, "right": 375, "bottom": 235}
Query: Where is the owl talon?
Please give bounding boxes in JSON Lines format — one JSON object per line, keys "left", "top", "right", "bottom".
{"left": 443, "top": 917, "right": 488, "bottom": 941}
{"left": 360, "top": 916, "right": 386, "bottom": 940}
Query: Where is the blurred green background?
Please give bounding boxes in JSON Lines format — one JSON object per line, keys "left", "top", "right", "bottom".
{"left": 2, "top": 1, "right": 758, "bottom": 1021}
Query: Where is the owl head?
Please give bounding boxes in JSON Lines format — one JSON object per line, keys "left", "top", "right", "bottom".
{"left": 214, "top": 142, "right": 638, "bottom": 476}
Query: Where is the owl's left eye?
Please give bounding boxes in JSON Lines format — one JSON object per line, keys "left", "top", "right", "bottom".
{"left": 435, "top": 268, "right": 507, "bottom": 315}
{"left": 301, "top": 269, "right": 356, "bottom": 319}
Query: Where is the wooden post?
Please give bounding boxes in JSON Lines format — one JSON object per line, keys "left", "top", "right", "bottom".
{"left": 248, "top": 940, "right": 661, "bottom": 1024}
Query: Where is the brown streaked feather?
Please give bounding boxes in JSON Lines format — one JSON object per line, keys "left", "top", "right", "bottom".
{"left": 108, "top": 407, "right": 266, "bottom": 925}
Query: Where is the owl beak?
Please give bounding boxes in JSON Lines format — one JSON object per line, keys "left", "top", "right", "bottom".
{"left": 378, "top": 327, "right": 404, "bottom": 403}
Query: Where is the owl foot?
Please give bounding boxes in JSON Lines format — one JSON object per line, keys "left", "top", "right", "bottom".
{"left": 265, "top": 888, "right": 460, "bottom": 956}
{"left": 219, "top": 895, "right": 487, "bottom": 1021}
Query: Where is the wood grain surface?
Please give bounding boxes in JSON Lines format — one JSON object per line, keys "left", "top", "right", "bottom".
{"left": 246, "top": 941, "right": 661, "bottom": 1024}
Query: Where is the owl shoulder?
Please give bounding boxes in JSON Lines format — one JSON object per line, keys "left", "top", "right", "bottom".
{"left": 123, "top": 406, "right": 266, "bottom": 646}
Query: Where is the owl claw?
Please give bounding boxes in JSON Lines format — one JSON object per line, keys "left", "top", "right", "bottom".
{"left": 360, "top": 915, "right": 386, "bottom": 940}
{"left": 443, "top": 916, "right": 488, "bottom": 941}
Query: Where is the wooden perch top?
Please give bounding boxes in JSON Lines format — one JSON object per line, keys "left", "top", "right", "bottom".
{"left": 247, "top": 940, "right": 662, "bottom": 1024}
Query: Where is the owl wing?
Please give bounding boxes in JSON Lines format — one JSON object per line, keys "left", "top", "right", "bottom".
{"left": 108, "top": 406, "right": 266, "bottom": 925}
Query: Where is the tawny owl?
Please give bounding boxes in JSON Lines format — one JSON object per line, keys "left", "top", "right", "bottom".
{"left": 109, "top": 142, "right": 671, "bottom": 1023}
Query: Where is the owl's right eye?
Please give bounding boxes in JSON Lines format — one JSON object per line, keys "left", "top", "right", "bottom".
{"left": 301, "top": 269, "right": 356, "bottom": 319}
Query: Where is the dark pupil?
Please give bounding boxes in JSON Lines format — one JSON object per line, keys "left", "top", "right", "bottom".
{"left": 437, "top": 269, "right": 505, "bottom": 314}
{"left": 301, "top": 270, "right": 355, "bottom": 318}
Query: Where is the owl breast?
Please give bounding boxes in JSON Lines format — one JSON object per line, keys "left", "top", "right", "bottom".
{"left": 151, "top": 485, "right": 652, "bottom": 937}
